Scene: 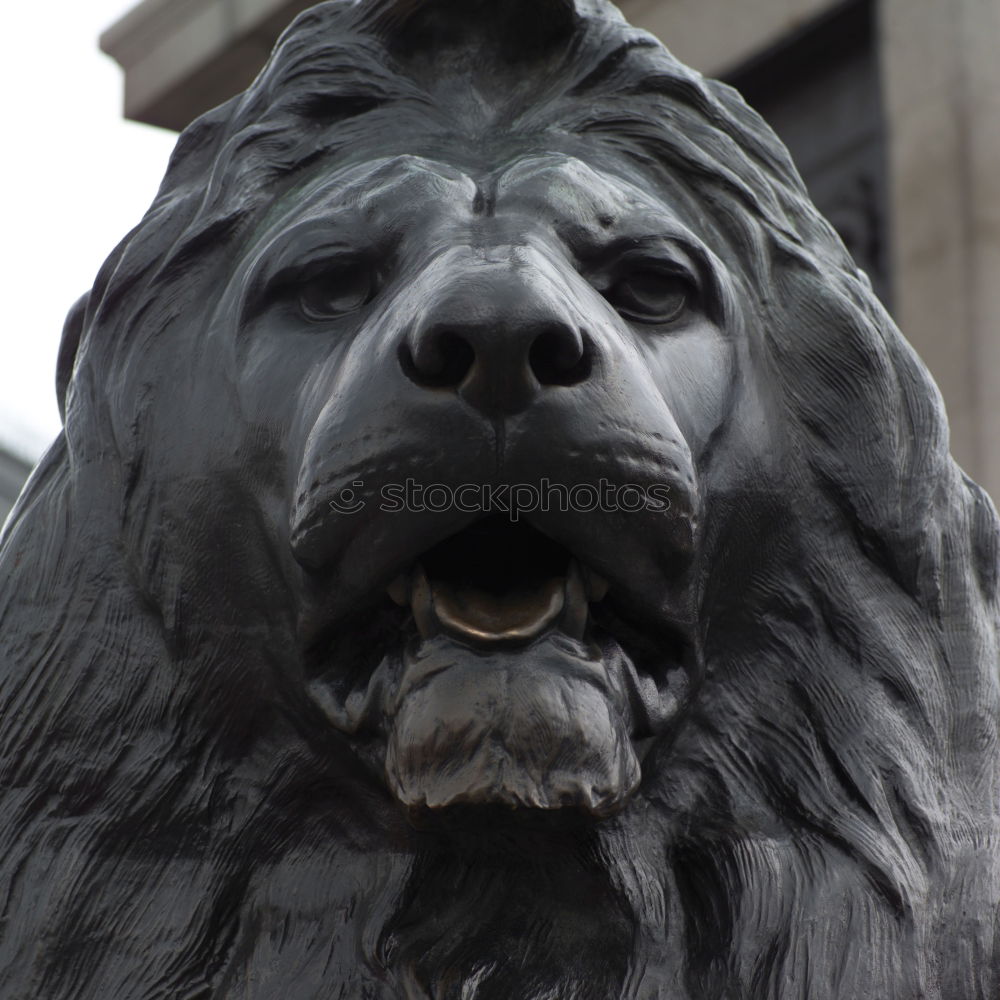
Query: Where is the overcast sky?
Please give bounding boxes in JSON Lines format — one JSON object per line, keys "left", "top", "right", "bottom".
{"left": 0, "top": 2, "right": 178, "bottom": 463}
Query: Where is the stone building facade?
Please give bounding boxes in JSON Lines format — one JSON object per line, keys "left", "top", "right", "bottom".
{"left": 101, "top": 0, "right": 1000, "bottom": 498}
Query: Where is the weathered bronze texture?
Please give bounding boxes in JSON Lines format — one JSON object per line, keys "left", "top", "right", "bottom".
{"left": 1, "top": 1, "right": 998, "bottom": 997}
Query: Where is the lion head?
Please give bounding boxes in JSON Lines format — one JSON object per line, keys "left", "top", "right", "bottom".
{"left": 2, "top": 1, "right": 999, "bottom": 998}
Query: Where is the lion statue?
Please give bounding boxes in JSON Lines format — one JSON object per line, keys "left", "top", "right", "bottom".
{"left": 1, "top": 1, "right": 998, "bottom": 997}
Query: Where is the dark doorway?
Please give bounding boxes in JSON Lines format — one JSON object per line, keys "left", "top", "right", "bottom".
{"left": 724, "top": 0, "right": 891, "bottom": 308}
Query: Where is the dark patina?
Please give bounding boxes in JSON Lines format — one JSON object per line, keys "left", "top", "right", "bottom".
{"left": 1, "top": 1, "right": 998, "bottom": 998}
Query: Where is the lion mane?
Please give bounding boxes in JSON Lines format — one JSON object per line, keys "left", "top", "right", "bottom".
{"left": 2, "top": 1, "right": 998, "bottom": 998}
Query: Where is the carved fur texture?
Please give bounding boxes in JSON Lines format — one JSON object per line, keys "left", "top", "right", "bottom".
{"left": 1, "top": 1, "right": 998, "bottom": 997}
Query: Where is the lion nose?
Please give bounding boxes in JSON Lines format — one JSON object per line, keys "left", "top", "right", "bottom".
{"left": 399, "top": 279, "right": 592, "bottom": 416}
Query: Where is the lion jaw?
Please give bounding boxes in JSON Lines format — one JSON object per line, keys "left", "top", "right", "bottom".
{"left": 384, "top": 632, "right": 642, "bottom": 818}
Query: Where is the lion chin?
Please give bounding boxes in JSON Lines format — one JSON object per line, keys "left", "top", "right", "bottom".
{"left": 1, "top": 1, "right": 999, "bottom": 999}
{"left": 385, "top": 632, "right": 641, "bottom": 816}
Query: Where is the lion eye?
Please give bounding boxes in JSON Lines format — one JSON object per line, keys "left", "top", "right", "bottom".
{"left": 298, "top": 264, "right": 374, "bottom": 320}
{"left": 608, "top": 268, "right": 690, "bottom": 325}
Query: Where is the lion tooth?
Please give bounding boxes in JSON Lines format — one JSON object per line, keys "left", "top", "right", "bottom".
{"left": 410, "top": 564, "right": 439, "bottom": 639}
{"left": 387, "top": 571, "right": 411, "bottom": 607}
{"left": 562, "top": 561, "right": 589, "bottom": 640}
{"left": 582, "top": 566, "right": 609, "bottom": 602}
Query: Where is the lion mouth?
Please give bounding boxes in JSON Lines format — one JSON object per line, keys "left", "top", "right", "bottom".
{"left": 301, "top": 514, "right": 693, "bottom": 822}
{"left": 385, "top": 515, "right": 610, "bottom": 646}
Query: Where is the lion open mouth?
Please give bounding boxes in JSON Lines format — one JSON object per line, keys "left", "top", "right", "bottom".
{"left": 370, "top": 516, "right": 656, "bottom": 819}
{"left": 385, "top": 515, "right": 610, "bottom": 647}
{"left": 303, "top": 514, "right": 692, "bottom": 823}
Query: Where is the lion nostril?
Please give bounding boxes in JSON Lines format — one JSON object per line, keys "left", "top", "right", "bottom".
{"left": 400, "top": 331, "right": 475, "bottom": 388}
{"left": 401, "top": 315, "right": 591, "bottom": 413}
{"left": 529, "top": 328, "right": 592, "bottom": 387}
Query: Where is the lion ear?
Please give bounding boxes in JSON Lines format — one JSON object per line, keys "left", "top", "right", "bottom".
{"left": 56, "top": 292, "right": 90, "bottom": 422}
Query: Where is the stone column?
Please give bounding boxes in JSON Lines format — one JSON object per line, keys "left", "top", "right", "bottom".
{"left": 621, "top": 0, "right": 837, "bottom": 75}
{"left": 880, "top": 0, "right": 1000, "bottom": 498}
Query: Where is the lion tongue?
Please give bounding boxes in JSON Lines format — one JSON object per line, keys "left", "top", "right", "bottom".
{"left": 408, "top": 561, "right": 592, "bottom": 645}
{"left": 433, "top": 577, "right": 564, "bottom": 642}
